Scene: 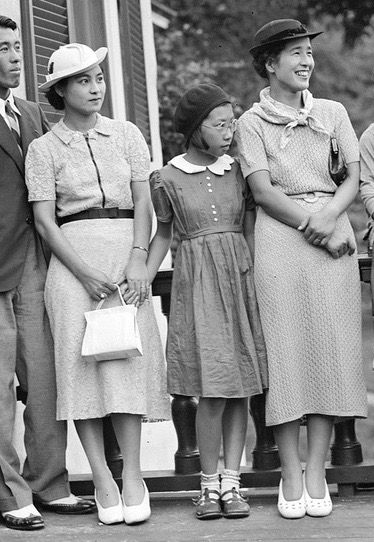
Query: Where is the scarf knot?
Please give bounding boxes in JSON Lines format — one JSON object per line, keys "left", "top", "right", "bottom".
{"left": 250, "top": 87, "right": 330, "bottom": 149}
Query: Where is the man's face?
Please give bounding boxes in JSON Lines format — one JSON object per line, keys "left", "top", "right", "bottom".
{"left": 0, "top": 26, "right": 22, "bottom": 99}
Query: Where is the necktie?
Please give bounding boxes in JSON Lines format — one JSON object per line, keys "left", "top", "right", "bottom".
{"left": 5, "top": 101, "right": 22, "bottom": 155}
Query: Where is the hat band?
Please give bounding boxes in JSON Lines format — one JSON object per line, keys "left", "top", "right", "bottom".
{"left": 259, "top": 24, "right": 308, "bottom": 46}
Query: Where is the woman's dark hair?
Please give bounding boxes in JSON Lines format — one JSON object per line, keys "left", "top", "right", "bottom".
{"left": 0, "top": 16, "right": 17, "bottom": 31}
{"left": 45, "top": 80, "right": 68, "bottom": 110}
{"left": 252, "top": 41, "right": 288, "bottom": 80}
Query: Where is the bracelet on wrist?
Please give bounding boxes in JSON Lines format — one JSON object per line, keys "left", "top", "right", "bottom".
{"left": 132, "top": 245, "right": 149, "bottom": 254}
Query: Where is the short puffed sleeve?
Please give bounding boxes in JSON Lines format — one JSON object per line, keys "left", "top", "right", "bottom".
{"left": 124, "top": 122, "right": 151, "bottom": 182}
{"left": 25, "top": 138, "right": 56, "bottom": 201}
{"left": 236, "top": 114, "right": 270, "bottom": 179}
{"left": 333, "top": 102, "right": 359, "bottom": 164}
{"left": 234, "top": 159, "right": 255, "bottom": 211}
{"left": 150, "top": 170, "right": 173, "bottom": 223}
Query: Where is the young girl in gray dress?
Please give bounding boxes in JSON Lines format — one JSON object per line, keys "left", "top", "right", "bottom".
{"left": 237, "top": 19, "right": 367, "bottom": 519}
{"left": 147, "top": 84, "right": 268, "bottom": 520}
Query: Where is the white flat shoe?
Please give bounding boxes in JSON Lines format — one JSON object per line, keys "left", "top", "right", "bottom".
{"left": 303, "top": 473, "right": 332, "bottom": 517}
{"left": 277, "top": 478, "right": 306, "bottom": 519}
{"left": 123, "top": 480, "right": 151, "bottom": 525}
{"left": 95, "top": 484, "right": 124, "bottom": 525}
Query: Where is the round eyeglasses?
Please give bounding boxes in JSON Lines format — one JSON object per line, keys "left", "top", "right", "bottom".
{"left": 201, "top": 118, "right": 237, "bottom": 134}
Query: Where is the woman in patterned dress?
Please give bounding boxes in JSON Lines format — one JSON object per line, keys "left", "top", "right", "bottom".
{"left": 236, "top": 19, "right": 367, "bottom": 519}
{"left": 25, "top": 44, "right": 170, "bottom": 526}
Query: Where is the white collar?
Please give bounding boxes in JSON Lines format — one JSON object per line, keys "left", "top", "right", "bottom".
{"left": 0, "top": 91, "right": 21, "bottom": 117}
{"left": 169, "top": 153, "right": 234, "bottom": 175}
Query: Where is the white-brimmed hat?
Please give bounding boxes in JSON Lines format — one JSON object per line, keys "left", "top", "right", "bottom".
{"left": 39, "top": 43, "right": 108, "bottom": 91}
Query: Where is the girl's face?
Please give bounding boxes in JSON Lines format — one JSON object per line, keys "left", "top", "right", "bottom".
{"left": 266, "top": 37, "right": 314, "bottom": 95}
{"left": 200, "top": 103, "right": 236, "bottom": 157}
{"left": 58, "top": 64, "right": 106, "bottom": 117}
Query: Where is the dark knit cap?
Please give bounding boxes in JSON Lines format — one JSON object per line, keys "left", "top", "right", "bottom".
{"left": 174, "top": 83, "right": 231, "bottom": 143}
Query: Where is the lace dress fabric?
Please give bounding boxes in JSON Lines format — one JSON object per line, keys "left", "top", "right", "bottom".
{"left": 25, "top": 116, "right": 170, "bottom": 421}
{"left": 237, "top": 97, "right": 367, "bottom": 425}
{"left": 150, "top": 155, "right": 268, "bottom": 398}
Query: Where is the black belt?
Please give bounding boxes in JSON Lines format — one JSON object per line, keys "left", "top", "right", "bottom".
{"left": 58, "top": 208, "right": 134, "bottom": 226}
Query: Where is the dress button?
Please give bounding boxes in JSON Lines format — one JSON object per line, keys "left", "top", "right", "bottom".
{"left": 208, "top": 189, "right": 213, "bottom": 193}
{"left": 211, "top": 204, "right": 216, "bottom": 209}
{"left": 212, "top": 210, "right": 217, "bottom": 214}
{"left": 25, "top": 216, "right": 32, "bottom": 224}
{"left": 206, "top": 176, "right": 211, "bottom": 180}
{"left": 207, "top": 183, "right": 212, "bottom": 187}
{"left": 213, "top": 217, "right": 218, "bottom": 222}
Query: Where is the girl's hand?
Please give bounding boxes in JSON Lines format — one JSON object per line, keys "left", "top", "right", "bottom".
{"left": 325, "top": 231, "right": 356, "bottom": 259}
{"left": 298, "top": 210, "right": 337, "bottom": 246}
{"left": 125, "top": 256, "right": 149, "bottom": 307}
{"left": 79, "top": 266, "right": 117, "bottom": 301}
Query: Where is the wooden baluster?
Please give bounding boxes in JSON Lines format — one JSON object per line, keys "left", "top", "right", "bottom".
{"left": 154, "top": 270, "right": 201, "bottom": 475}
{"left": 249, "top": 393, "right": 280, "bottom": 470}
{"left": 172, "top": 395, "right": 201, "bottom": 474}
{"left": 331, "top": 420, "right": 363, "bottom": 466}
{"left": 331, "top": 420, "right": 363, "bottom": 496}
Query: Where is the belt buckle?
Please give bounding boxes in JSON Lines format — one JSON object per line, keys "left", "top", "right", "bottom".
{"left": 303, "top": 192, "right": 318, "bottom": 203}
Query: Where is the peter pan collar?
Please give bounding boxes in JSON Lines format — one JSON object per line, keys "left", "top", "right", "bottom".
{"left": 52, "top": 114, "right": 113, "bottom": 145}
{"left": 169, "top": 153, "right": 234, "bottom": 175}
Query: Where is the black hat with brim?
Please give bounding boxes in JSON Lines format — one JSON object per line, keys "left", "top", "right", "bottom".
{"left": 249, "top": 19, "right": 323, "bottom": 55}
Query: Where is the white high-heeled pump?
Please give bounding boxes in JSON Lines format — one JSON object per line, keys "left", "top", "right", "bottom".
{"left": 122, "top": 480, "right": 151, "bottom": 525}
{"left": 95, "top": 484, "right": 124, "bottom": 525}
{"left": 303, "top": 473, "right": 332, "bottom": 517}
{"left": 277, "top": 478, "right": 306, "bottom": 519}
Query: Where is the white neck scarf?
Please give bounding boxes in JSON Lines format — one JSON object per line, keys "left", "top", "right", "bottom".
{"left": 251, "top": 87, "right": 330, "bottom": 149}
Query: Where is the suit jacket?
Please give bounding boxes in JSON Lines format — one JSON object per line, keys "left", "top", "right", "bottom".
{"left": 0, "top": 97, "right": 49, "bottom": 292}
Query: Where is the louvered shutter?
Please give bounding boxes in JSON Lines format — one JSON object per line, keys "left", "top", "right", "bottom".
{"left": 118, "top": 0, "right": 152, "bottom": 152}
{"left": 21, "top": 0, "right": 69, "bottom": 125}
{"left": 33, "top": 0, "right": 69, "bottom": 124}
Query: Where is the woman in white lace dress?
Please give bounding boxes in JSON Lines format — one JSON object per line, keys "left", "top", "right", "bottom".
{"left": 25, "top": 44, "right": 169, "bottom": 526}
{"left": 236, "top": 20, "right": 367, "bottom": 519}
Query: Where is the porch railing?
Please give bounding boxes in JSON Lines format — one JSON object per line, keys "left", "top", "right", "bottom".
{"left": 68, "top": 254, "right": 374, "bottom": 496}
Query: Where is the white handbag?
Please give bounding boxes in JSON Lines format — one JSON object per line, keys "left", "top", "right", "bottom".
{"left": 81, "top": 285, "right": 143, "bottom": 362}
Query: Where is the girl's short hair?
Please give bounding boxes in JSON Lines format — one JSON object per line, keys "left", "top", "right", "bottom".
{"left": 45, "top": 81, "right": 67, "bottom": 110}
{"left": 252, "top": 41, "right": 288, "bottom": 80}
{"left": 188, "top": 126, "right": 209, "bottom": 151}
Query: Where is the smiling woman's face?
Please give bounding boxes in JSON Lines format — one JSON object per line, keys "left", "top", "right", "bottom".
{"left": 57, "top": 64, "right": 106, "bottom": 117}
{"left": 266, "top": 37, "right": 314, "bottom": 94}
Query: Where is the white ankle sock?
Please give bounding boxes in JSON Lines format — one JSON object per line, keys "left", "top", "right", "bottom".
{"left": 2, "top": 504, "right": 41, "bottom": 518}
{"left": 221, "top": 469, "right": 240, "bottom": 501}
{"left": 200, "top": 472, "right": 220, "bottom": 496}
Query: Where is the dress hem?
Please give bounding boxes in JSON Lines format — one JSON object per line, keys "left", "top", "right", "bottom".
{"left": 266, "top": 410, "right": 368, "bottom": 427}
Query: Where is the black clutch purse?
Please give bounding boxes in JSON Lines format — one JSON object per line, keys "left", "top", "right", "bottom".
{"left": 329, "top": 136, "right": 347, "bottom": 186}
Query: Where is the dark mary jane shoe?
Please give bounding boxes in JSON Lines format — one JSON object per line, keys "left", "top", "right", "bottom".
{"left": 221, "top": 488, "right": 250, "bottom": 519}
{"left": 194, "top": 488, "right": 222, "bottom": 520}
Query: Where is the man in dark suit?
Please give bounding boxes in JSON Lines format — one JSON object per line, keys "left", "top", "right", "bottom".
{"left": 0, "top": 15, "right": 94, "bottom": 531}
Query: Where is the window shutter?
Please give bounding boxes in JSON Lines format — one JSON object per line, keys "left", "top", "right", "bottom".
{"left": 21, "top": 0, "right": 70, "bottom": 125}
{"left": 118, "top": 0, "right": 151, "bottom": 152}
